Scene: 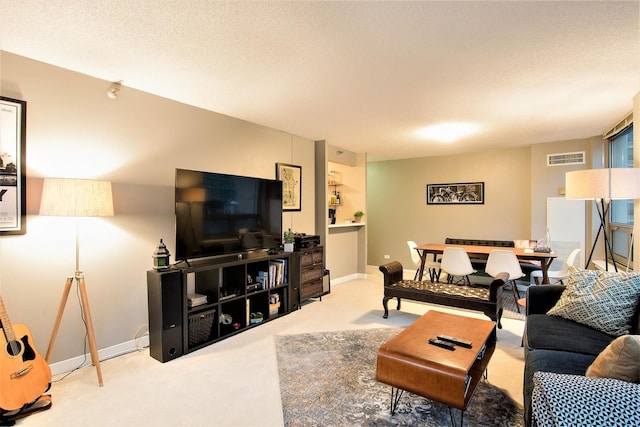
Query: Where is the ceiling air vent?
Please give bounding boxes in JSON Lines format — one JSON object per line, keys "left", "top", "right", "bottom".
{"left": 547, "top": 151, "right": 585, "bottom": 167}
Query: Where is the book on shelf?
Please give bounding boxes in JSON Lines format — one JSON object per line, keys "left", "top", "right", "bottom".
{"left": 257, "top": 271, "right": 268, "bottom": 289}
{"left": 269, "top": 259, "right": 287, "bottom": 287}
{"left": 268, "top": 264, "right": 275, "bottom": 287}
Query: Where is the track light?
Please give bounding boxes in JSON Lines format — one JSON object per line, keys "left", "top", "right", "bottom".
{"left": 106, "top": 81, "right": 122, "bottom": 99}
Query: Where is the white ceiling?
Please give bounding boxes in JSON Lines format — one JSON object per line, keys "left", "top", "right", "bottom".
{"left": 1, "top": 1, "right": 639, "bottom": 162}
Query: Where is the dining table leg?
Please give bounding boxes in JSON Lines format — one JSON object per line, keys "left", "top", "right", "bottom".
{"left": 417, "top": 250, "right": 427, "bottom": 281}
{"left": 540, "top": 258, "right": 553, "bottom": 284}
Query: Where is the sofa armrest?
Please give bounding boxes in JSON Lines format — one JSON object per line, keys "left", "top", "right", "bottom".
{"left": 488, "top": 272, "right": 509, "bottom": 302}
{"left": 526, "top": 284, "right": 565, "bottom": 315}
{"left": 532, "top": 372, "right": 640, "bottom": 426}
{"left": 379, "top": 261, "right": 404, "bottom": 287}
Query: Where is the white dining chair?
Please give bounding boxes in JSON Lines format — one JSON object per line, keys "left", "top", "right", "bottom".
{"left": 531, "top": 248, "right": 581, "bottom": 285}
{"left": 407, "top": 241, "right": 440, "bottom": 281}
{"left": 440, "top": 247, "right": 476, "bottom": 285}
{"left": 486, "top": 249, "right": 525, "bottom": 313}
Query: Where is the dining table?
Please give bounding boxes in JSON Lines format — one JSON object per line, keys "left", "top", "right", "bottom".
{"left": 416, "top": 242, "right": 558, "bottom": 284}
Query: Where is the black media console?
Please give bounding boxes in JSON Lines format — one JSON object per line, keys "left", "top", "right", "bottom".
{"left": 147, "top": 251, "right": 294, "bottom": 362}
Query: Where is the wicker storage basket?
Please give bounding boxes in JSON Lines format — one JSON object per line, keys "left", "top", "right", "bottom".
{"left": 188, "top": 309, "right": 215, "bottom": 347}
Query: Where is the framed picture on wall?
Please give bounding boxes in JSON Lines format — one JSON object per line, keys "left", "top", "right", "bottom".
{"left": 276, "top": 163, "right": 302, "bottom": 211}
{"left": 0, "top": 96, "right": 27, "bottom": 235}
{"left": 427, "top": 182, "right": 484, "bottom": 205}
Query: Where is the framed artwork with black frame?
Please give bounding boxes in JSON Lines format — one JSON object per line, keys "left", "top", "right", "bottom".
{"left": 0, "top": 96, "right": 27, "bottom": 235}
{"left": 427, "top": 182, "right": 484, "bottom": 205}
{"left": 276, "top": 163, "right": 302, "bottom": 211}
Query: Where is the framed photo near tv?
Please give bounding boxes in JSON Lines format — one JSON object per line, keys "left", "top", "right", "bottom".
{"left": 427, "top": 182, "right": 484, "bottom": 205}
{"left": 276, "top": 163, "right": 302, "bottom": 211}
{"left": 0, "top": 96, "right": 27, "bottom": 235}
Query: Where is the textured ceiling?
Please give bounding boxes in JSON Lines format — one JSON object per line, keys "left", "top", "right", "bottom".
{"left": 1, "top": 1, "right": 639, "bottom": 162}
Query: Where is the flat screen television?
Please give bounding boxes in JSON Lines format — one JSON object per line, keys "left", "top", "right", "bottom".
{"left": 175, "top": 168, "right": 283, "bottom": 261}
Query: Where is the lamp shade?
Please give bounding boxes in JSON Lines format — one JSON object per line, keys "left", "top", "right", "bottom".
{"left": 609, "top": 168, "right": 640, "bottom": 199}
{"left": 40, "top": 178, "right": 114, "bottom": 217}
{"left": 565, "top": 168, "right": 640, "bottom": 200}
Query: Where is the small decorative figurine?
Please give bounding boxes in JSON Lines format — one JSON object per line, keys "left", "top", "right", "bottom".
{"left": 152, "top": 238, "right": 171, "bottom": 270}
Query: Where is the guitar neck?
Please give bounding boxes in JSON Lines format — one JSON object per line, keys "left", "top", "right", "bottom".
{"left": 0, "top": 295, "right": 17, "bottom": 343}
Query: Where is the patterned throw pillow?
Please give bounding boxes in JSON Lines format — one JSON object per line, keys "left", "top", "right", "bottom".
{"left": 547, "top": 269, "right": 640, "bottom": 336}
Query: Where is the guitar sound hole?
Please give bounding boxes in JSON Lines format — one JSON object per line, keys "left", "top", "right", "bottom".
{"left": 6, "top": 340, "right": 23, "bottom": 357}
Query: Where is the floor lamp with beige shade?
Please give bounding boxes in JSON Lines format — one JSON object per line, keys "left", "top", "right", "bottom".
{"left": 39, "top": 178, "right": 114, "bottom": 387}
{"left": 565, "top": 168, "right": 640, "bottom": 271}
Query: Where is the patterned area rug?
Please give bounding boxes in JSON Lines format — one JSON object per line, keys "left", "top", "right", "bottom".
{"left": 276, "top": 328, "right": 524, "bottom": 426}
{"left": 501, "top": 288, "right": 526, "bottom": 321}
{"left": 470, "top": 273, "right": 526, "bottom": 321}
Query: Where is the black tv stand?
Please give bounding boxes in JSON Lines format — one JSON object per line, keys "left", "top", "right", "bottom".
{"left": 147, "top": 251, "right": 295, "bottom": 362}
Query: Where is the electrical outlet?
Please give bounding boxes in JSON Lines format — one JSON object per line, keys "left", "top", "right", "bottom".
{"left": 384, "top": 254, "right": 390, "bottom": 259}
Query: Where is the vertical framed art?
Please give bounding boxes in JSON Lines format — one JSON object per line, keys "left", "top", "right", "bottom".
{"left": 276, "top": 163, "right": 302, "bottom": 211}
{"left": 0, "top": 97, "right": 27, "bottom": 235}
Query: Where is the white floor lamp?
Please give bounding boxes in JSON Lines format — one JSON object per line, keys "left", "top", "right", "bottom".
{"left": 565, "top": 168, "right": 640, "bottom": 271}
{"left": 39, "top": 178, "right": 114, "bottom": 387}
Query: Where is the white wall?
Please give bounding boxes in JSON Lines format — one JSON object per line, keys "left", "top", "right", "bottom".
{"left": 0, "top": 52, "right": 316, "bottom": 364}
{"left": 529, "top": 137, "right": 600, "bottom": 239}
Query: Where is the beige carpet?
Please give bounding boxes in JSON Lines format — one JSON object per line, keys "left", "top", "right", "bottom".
{"left": 16, "top": 267, "right": 525, "bottom": 427}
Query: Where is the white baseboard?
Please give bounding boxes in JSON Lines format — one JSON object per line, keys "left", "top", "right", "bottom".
{"left": 49, "top": 335, "right": 149, "bottom": 377}
{"left": 330, "top": 273, "right": 367, "bottom": 285}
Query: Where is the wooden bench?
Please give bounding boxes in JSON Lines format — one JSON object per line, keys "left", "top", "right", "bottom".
{"left": 379, "top": 261, "right": 505, "bottom": 328}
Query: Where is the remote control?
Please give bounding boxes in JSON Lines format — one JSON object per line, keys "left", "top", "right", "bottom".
{"left": 437, "top": 335, "right": 472, "bottom": 348}
{"left": 428, "top": 338, "right": 456, "bottom": 351}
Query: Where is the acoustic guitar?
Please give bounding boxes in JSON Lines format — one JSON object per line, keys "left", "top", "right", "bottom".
{"left": 0, "top": 295, "right": 51, "bottom": 412}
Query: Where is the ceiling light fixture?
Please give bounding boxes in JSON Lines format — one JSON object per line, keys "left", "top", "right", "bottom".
{"left": 106, "top": 80, "right": 122, "bottom": 99}
{"left": 416, "top": 122, "right": 480, "bottom": 143}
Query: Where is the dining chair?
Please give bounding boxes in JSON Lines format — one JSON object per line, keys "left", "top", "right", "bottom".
{"left": 439, "top": 247, "right": 476, "bottom": 285}
{"left": 485, "top": 249, "right": 525, "bottom": 313}
{"left": 531, "top": 248, "right": 581, "bottom": 285}
{"left": 407, "top": 240, "right": 440, "bottom": 281}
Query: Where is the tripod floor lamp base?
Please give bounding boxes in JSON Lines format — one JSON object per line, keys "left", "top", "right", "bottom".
{"left": 39, "top": 177, "right": 114, "bottom": 388}
{"left": 45, "top": 273, "right": 104, "bottom": 387}
{"left": 585, "top": 198, "right": 618, "bottom": 272}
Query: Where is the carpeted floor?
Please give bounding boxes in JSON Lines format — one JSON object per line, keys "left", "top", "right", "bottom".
{"left": 276, "top": 328, "right": 524, "bottom": 427}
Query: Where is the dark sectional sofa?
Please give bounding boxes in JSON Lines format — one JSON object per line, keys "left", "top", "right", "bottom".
{"left": 523, "top": 284, "right": 640, "bottom": 426}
